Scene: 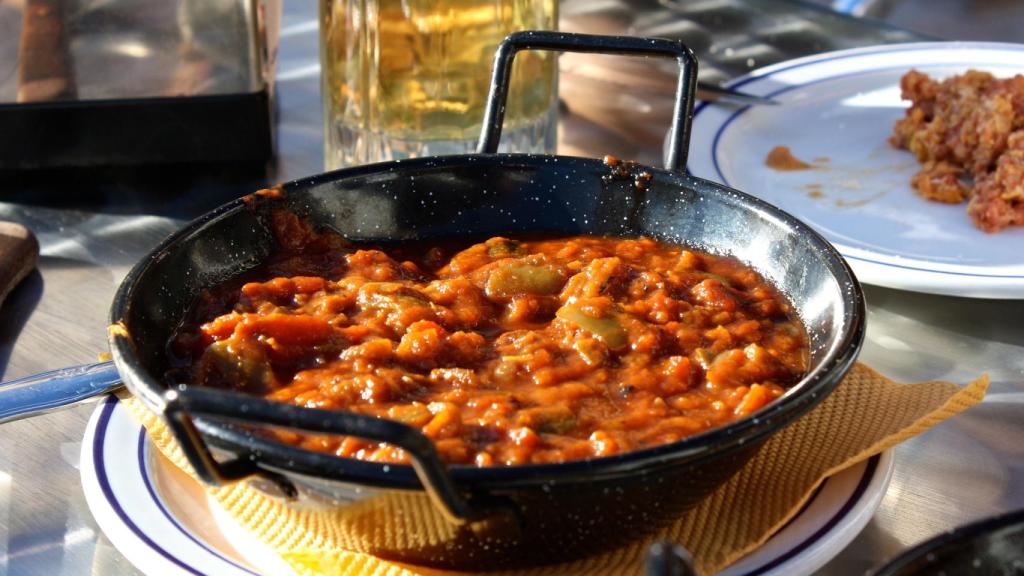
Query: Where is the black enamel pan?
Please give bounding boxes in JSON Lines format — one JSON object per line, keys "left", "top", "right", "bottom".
{"left": 96, "top": 32, "right": 866, "bottom": 570}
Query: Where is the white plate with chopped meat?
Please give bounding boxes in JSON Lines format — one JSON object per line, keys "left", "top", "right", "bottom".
{"left": 684, "top": 42, "right": 1024, "bottom": 299}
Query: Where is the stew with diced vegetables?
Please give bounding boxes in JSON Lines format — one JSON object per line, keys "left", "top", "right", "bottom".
{"left": 169, "top": 212, "right": 808, "bottom": 466}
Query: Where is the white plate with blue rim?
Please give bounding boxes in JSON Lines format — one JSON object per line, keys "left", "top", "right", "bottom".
{"left": 684, "top": 42, "right": 1024, "bottom": 299}
{"left": 81, "top": 396, "right": 894, "bottom": 575}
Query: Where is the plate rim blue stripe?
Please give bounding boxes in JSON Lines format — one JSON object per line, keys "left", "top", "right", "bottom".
{"left": 136, "top": 427, "right": 261, "bottom": 575}
{"left": 93, "top": 397, "right": 206, "bottom": 576}
{"left": 743, "top": 455, "right": 880, "bottom": 575}
{"left": 90, "top": 397, "right": 886, "bottom": 576}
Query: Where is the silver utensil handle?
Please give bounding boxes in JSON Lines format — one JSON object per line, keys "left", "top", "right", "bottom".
{"left": 0, "top": 361, "right": 122, "bottom": 424}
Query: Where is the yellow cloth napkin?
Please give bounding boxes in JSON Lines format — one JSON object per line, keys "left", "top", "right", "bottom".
{"left": 122, "top": 363, "right": 987, "bottom": 576}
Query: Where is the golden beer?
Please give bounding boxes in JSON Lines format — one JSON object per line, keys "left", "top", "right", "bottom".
{"left": 320, "top": 0, "right": 558, "bottom": 169}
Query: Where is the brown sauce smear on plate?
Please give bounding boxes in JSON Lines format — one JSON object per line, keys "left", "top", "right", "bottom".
{"left": 169, "top": 212, "right": 809, "bottom": 466}
{"left": 765, "top": 146, "right": 813, "bottom": 171}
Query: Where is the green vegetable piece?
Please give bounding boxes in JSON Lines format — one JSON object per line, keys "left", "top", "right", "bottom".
{"left": 515, "top": 405, "right": 577, "bottom": 435}
{"left": 486, "top": 264, "right": 564, "bottom": 298}
{"left": 698, "top": 272, "right": 733, "bottom": 288}
{"left": 202, "top": 339, "right": 275, "bottom": 392}
{"left": 556, "top": 304, "right": 628, "bottom": 351}
{"left": 486, "top": 238, "right": 527, "bottom": 258}
{"left": 358, "top": 282, "right": 430, "bottom": 310}
{"left": 693, "top": 347, "right": 713, "bottom": 370}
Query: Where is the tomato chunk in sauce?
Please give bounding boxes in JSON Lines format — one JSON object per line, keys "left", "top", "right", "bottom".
{"left": 170, "top": 224, "right": 808, "bottom": 467}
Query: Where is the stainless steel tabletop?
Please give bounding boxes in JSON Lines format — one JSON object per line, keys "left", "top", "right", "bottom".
{"left": 1, "top": 1, "right": 1022, "bottom": 575}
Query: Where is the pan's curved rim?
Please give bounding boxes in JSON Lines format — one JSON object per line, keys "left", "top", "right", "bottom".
{"left": 109, "top": 152, "right": 865, "bottom": 490}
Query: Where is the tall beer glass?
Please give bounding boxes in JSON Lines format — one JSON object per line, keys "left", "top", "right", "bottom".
{"left": 320, "top": 0, "right": 558, "bottom": 170}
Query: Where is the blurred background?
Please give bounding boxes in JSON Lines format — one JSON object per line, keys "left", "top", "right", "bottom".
{"left": 816, "top": 0, "right": 1022, "bottom": 40}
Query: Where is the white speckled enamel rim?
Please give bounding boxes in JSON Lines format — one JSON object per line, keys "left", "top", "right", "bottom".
{"left": 81, "top": 397, "right": 894, "bottom": 576}
{"left": 685, "top": 42, "right": 1024, "bottom": 299}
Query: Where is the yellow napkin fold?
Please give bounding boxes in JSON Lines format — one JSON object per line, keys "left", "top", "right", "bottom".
{"left": 122, "top": 363, "right": 987, "bottom": 576}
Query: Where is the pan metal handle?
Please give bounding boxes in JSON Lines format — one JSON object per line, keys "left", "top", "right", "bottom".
{"left": 162, "top": 385, "right": 510, "bottom": 526}
{"left": 477, "top": 31, "right": 698, "bottom": 173}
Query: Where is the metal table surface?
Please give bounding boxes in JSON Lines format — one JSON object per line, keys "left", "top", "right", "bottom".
{"left": 1, "top": 2, "right": 1022, "bottom": 575}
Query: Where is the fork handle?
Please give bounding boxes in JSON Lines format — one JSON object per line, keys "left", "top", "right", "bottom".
{"left": 0, "top": 361, "right": 122, "bottom": 424}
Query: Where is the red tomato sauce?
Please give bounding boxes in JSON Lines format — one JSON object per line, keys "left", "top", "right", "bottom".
{"left": 170, "top": 212, "right": 808, "bottom": 466}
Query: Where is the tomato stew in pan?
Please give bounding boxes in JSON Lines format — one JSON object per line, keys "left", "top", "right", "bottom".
{"left": 169, "top": 212, "right": 808, "bottom": 467}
